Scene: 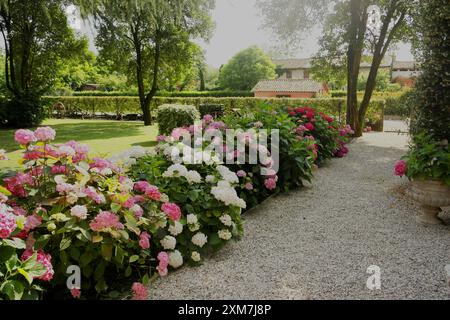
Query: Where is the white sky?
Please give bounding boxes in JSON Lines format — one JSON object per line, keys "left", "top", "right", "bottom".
{"left": 76, "top": 0, "right": 414, "bottom": 68}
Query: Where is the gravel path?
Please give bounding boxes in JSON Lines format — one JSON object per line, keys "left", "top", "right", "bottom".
{"left": 150, "top": 132, "right": 450, "bottom": 300}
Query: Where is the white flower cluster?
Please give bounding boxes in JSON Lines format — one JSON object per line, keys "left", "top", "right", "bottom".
{"left": 219, "top": 214, "right": 233, "bottom": 227}
{"left": 211, "top": 181, "right": 246, "bottom": 209}
{"left": 168, "top": 221, "right": 183, "bottom": 236}
{"left": 218, "top": 229, "right": 232, "bottom": 240}
{"left": 217, "top": 165, "right": 239, "bottom": 184}
{"left": 186, "top": 214, "right": 200, "bottom": 232}
{"left": 160, "top": 235, "right": 177, "bottom": 250}
{"left": 169, "top": 250, "right": 183, "bottom": 268}
{"left": 191, "top": 251, "right": 201, "bottom": 262}
{"left": 191, "top": 232, "right": 208, "bottom": 248}
{"left": 162, "top": 164, "right": 202, "bottom": 184}
{"left": 110, "top": 146, "right": 155, "bottom": 168}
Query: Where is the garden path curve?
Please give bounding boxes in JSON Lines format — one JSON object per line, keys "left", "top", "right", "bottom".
{"left": 150, "top": 132, "right": 450, "bottom": 300}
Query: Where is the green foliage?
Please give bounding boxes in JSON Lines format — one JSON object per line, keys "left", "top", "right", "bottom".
{"left": 357, "top": 70, "right": 401, "bottom": 92}
{"left": 46, "top": 96, "right": 386, "bottom": 130}
{"left": 218, "top": 46, "right": 276, "bottom": 91}
{"left": 198, "top": 104, "right": 225, "bottom": 118}
{"left": 409, "top": 0, "right": 450, "bottom": 141}
{"left": 156, "top": 104, "right": 200, "bottom": 135}
{"left": 0, "top": 98, "right": 46, "bottom": 128}
{"left": 384, "top": 90, "right": 415, "bottom": 117}
{"left": 71, "top": 91, "right": 254, "bottom": 98}
{"left": 402, "top": 132, "right": 450, "bottom": 186}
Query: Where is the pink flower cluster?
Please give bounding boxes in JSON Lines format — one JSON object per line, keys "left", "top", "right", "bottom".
{"left": 4, "top": 172, "right": 33, "bottom": 197}
{"left": 0, "top": 209, "right": 17, "bottom": 239}
{"left": 139, "top": 232, "right": 151, "bottom": 250}
{"left": 89, "top": 211, "right": 124, "bottom": 232}
{"left": 394, "top": 160, "right": 407, "bottom": 177}
{"left": 161, "top": 202, "right": 181, "bottom": 221}
{"left": 15, "top": 127, "right": 55, "bottom": 145}
{"left": 21, "top": 249, "right": 54, "bottom": 281}
{"left": 131, "top": 282, "right": 148, "bottom": 300}
{"left": 156, "top": 252, "right": 169, "bottom": 276}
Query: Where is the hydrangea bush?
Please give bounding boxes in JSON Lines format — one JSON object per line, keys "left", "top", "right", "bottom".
{"left": 0, "top": 127, "right": 180, "bottom": 299}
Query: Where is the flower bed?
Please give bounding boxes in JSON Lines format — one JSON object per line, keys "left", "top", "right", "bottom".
{"left": 0, "top": 104, "right": 353, "bottom": 300}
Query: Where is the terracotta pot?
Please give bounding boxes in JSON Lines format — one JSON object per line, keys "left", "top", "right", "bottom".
{"left": 407, "top": 179, "right": 450, "bottom": 225}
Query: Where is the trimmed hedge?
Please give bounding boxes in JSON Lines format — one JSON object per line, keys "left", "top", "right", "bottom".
{"left": 156, "top": 104, "right": 200, "bottom": 135}
{"left": 44, "top": 96, "right": 385, "bottom": 131}
{"left": 72, "top": 91, "right": 254, "bottom": 98}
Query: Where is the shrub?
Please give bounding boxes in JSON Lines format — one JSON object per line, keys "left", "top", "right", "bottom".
{"left": 0, "top": 98, "right": 46, "bottom": 128}
{"left": 71, "top": 91, "right": 254, "bottom": 98}
{"left": 0, "top": 128, "right": 183, "bottom": 299}
{"left": 384, "top": 90, "right": 415, "bottom": 117}
{"left": 156, "top": 104, "right": 200, "bottom": 135}
{"left": 198, "top": 104, "right": 225, "bottom": 118}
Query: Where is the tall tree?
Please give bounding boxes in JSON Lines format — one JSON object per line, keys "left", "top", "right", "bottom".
{"left": 0, "top": 0, "right": 87, "bottom": 127}
{"left": 78, "top": 0, "right": 215, "bottom": 125}
{"left": 219, "top": 46, "right": 276, "bottom": 91}
{"left": 257, "top": 0, "right": 413, "bottom": 136}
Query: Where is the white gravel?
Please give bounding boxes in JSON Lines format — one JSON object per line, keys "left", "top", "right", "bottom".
{"left": 149, "top": 131, "right": 450, "bottom": 300}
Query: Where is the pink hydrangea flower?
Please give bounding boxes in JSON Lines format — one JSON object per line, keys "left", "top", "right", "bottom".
{"left": 4, "top": 172, "right": 33, "bottom": 197}
{"left": 237, "top": 170, "right": 247, "bottom": 178}
{"left": 157, "top": 251, "right": 169, "bottom": 277}
{"left": 70, "top": 288, "right": 81, "bottom": 299}
{"left": 70, "top": 205, "right": 88, "bottom": 220}
{"left": 51, "top": 165, "right": 67, "bottom": 174}
{"left": 83, "top": 186, "right": 106, "bottom": 204}
{"left": 131, "top": 282, "right": 148, "bottom": 300}
{"left": 145, "top": 186, "right": 161, "bottom": 201}
{"left": 14, "top": 129, "right": 36, "bottom": 145}
{"left": 264, "top": 178, "right": 277, "bottom": 190}
{"left": 21, "top": 249, "right": 54, "bottom": 281}
{"left": 139, "top": 231, "right": 151, "bottom": 249}
{"left": 89, "top": 211, "right": 124, "bottom": 232}
{"left": 161, "top": 203, "right": 181, "bottom": 221}
{"left": 203, "top": 114, "right": 214, "bottom": 123}
{"left": 244, "top": 182, "right": 254, "bottom": 191}
{"left": 63, "top": 140, "right": 89, "bottom": 163}
{"left": 394, "top": 160, "right": 407, "bottom": 177}
{"left": 24, "top": 214, "right": 42, "bottom": 231}
{"left": 134, "top": 181, "right": 151, "bottom": 193}
{"left": 304, "top": 123, "right": 314, "bottom": 131}
{"left": 34, "top": 127, "right": 56, "bottom": 142}
{"left": 156, "top": 135, "right": 167, "bottom": 142}
{"left": 0, "top": 211, "right": 17, "bottom": 239}
{"left": 131, "top": 204, "right": 144, "bottom": 219}
{"left": 171, "top": 127, "right": 190, "bottom": 140}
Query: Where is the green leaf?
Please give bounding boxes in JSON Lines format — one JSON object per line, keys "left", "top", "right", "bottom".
{"left": 34, "top": 234, "right": 51, "bottom": 249}
{"left": 17, "top": 268, "right": 33, "bottom": 285}
{"left": 80, "top": 251, "right": 94, "bottom": 267}
{"left": 111, "top": 202, "right": 122, "bottom": 213}
{"left": 5, "top": 254, "right": 19, "bottom": 272}
{"left": 142, "top": 273, "right": 150, "bottom": 285}
{"left": 60, "top": 237, "right": 72, "bottom": 251}
{"left": 0, "top": 280, "right": 24, "bottom": 300}
{"left": 0, "top": 245, "right": 15, "bottom": 262}
{"left": 129, "top": 255, "right": 139, "bottom": 263}
{"left": 101, "top": 244, "right": 113, "bottom": 261}
{"left": 2, "top": 238, "right": 26, "bottom": 249}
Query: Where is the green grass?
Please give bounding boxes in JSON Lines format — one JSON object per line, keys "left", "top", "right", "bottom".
{"left": 0, "top": 119, "right": 158, "bottom": 171}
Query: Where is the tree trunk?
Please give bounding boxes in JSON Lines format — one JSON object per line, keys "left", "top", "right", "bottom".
{"left": 142, "top": 33, "right": 162, "bottom": 126}
{"left": 346, "top": 0, "right": 368, "bottom": 137}
{"left": 199, "top": 67, "right": 205, "bottom": 91}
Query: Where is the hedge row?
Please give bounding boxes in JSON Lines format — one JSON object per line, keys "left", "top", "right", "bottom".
{"left": 44, "top": 96, "right": 385, "bottom": 130}
{"left": 71, "top": 91, "right": 254, "bottom": 98}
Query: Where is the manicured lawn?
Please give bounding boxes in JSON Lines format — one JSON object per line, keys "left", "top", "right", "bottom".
{"left": 0, "top": 119, "right": 158, "bottom": 171}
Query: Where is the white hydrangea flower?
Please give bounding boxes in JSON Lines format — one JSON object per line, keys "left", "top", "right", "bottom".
{"left": 189, "top": 222, "right": 200, "bottom": 232}
{"left": 160, "top": 193, "right": 169, "bottom": 203}
{"left": 169, "top": 250, "right": 183, "bottom": 268}
{"left": 211, "top": 180, "right": 246, "bottom": 209}
{"left": 100, "top": 168, "right": 113, "bottom": 176}
{"left": 163, "top": 163, "right": 188, "bottom": 178}
{"left": 185, "top": 170, "right": 202, "bottom": 184}
{"left": 218, "top": 229, "right": 232, "bottom": 241}
{"left": 205, "top": 175, "right": 216, "bottom": 183}
{"left": 216, "top": 165, "right": 239, "bottom": 184}
{"left": 168, "top": 221, "right": 183, "bottom": 236}
{"left": 219, "top": 214, "right": 233, "bottom": 227}
{"left": 160, "top": 235, "right": 176, "bottom": 250}
{"left": 191, "top": 251, "right": 201, "bottom": 262}
{"left": 191, "top": 232, "right": 208, "bottom": 248}
{"left": 186, "top": 214, "right": 198, "bottom": 225}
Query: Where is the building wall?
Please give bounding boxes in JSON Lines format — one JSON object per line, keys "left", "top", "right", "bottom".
{"left": 278, "top": 69, "right": 305, "bottom": 80}
{"left": 392, "top": 70, "right": 420, "bottom": 79}
{"left": 254, "top": 91, "right": 316, "bottom": 98}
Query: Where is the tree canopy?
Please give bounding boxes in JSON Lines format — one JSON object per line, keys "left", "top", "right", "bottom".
{"left": 219, "top": 46, "right": 276, "bottom": 91}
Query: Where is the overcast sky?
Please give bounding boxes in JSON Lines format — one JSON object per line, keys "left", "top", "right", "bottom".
{"left": 76, "top": 0, "right": 414, "bottom": 69}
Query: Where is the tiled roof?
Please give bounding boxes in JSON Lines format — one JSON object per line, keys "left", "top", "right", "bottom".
{"left": 252, "top": 79, "right": 324, "bottom": 93}
{"left": 273, "top": 58, "right": 312, "bottom": 69}
{"left": 392, "top": 61, "right": 417, "bottom": 70}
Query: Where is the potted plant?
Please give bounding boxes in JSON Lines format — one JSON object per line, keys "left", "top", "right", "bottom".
{"left": 394, "top": 133, "right": 450, "bottom": 224}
